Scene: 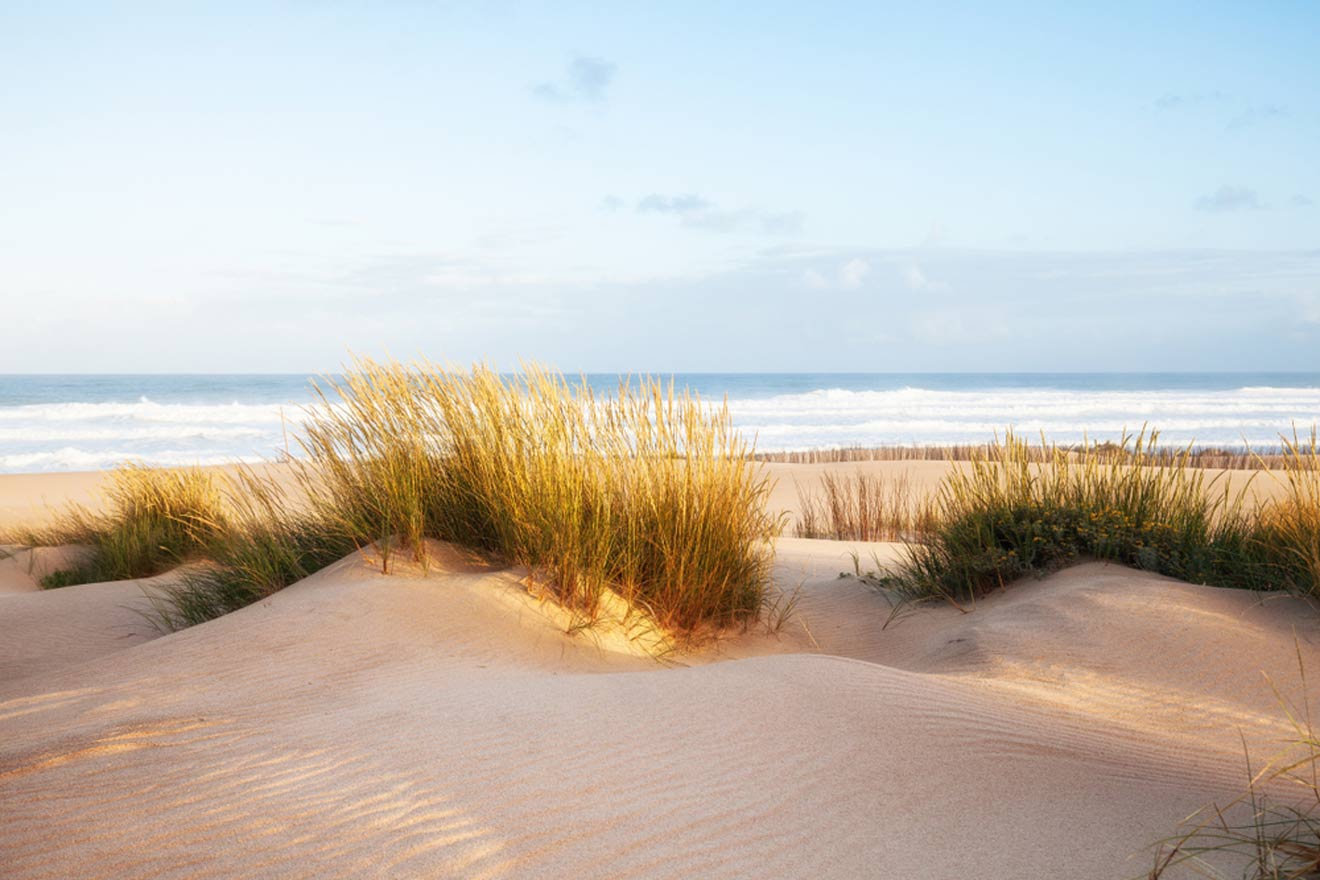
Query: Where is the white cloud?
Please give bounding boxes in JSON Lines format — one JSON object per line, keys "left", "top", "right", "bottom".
{"left": 800, "top": 258, "right": 872, "bottom": 290}
{"left": 839, "top": 259, "right": 871, "bottom": 289}
{"left": 904, "top": 263, "right": 948, "bottom": 291}
{"left": 635, "top": 193, "right": 803, "bottom": 235}
{"left": 802, "top": 269, "right": 828, "bottom": 289}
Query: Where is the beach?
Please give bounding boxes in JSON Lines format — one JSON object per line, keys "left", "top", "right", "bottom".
{"left": 3, "top": 460, "right": 1317, "bottom": 879}
{"left": 8, "top": 2, "right": 1320, "bottom": 875}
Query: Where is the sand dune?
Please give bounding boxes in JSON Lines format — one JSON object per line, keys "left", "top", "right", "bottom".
{"left": 4, "top": 526, "right": 1317, "bottom": 878}
{"left": 0, "top": 545, "right": 168, "bottom": 695}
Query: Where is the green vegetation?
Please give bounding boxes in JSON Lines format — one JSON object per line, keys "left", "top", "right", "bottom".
{"left": 880, "top": 429, "right": 1320, "bottom": 605}
{"left": 142, "top": 468, "right": 354, "bottom": 630}
{"left": 1256, "top": 431, "right": 1320, "bottom": 602}
{"left": 39, "top": 568, "right": 88, "bottom": 589}
{"left": 17, "top": 463, "right": 228, "bottom": 587}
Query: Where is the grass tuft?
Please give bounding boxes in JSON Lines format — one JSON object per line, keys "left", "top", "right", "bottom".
{"left": 1255, "top": 429, "right": 1320, "bottom": 599}
{"left": 882, "top": 429, "right": 1277, "bottom": 603}
{"left": 19, "top": 463, "right": 228, "bottom": 586}
{"left": 1147, "top": 651, "right": 1320, "bottom": 879}
{"left": 142, "top": 467, "right": 354, "bottom": 631}
{"left": 288, "top": 358, "right": 784, "bottom": 635}
{"left": 794, "top": 471, "right": 934, "bottom": 542}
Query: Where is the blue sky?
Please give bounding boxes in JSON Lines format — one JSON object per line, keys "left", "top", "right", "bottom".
{"left": 2, "top": 1, "right": 1317, "bottom": 372}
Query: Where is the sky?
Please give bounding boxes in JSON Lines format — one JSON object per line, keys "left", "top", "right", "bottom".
{"left": 1, "top": 1, "right": 1318, "bottom": 373}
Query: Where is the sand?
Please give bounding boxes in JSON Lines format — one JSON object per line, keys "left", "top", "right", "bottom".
{"left": 2, "top": 465, "right": 1317, "bottom": 878}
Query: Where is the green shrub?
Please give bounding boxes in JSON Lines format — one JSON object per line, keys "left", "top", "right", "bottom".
{"left": 885, "top": 429, "right": 1275, "bottom": 602}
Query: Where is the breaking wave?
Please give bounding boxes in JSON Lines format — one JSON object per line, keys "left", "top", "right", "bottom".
{"left": 2, "top": 381, "right": 1318, "bottom": 472}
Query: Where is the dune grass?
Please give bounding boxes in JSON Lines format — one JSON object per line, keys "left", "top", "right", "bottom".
{"left": 11, "top": 463, "right": 228, "bottom": 587}
{"left": 880, "top": 429, "right": 1320, "bottom": 605}
{"left": 289, "top": 358, "right": 784, "bottom": 634}
{"left": 878, "top": 430, "right": 1250, "bottom": 603}
{"left": 1255, "top": 431, "right": 1320, "bottom": 600}
{"left": 1147, "top": 655, "right": 1319, "bottom": 879}
{"left": 794, "top": 471, "right": 935, "bottom": 542}
{"left": 142, "top": 468, "right": 354, "bottom": 630}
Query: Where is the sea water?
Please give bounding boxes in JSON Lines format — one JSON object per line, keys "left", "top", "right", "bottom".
{"left": 1, "top": 373, "right": 1318, "bottom": 473}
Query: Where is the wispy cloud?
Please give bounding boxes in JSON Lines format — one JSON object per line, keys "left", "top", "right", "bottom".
{"left": 634, "top": 192, "right": 803, "bottom": 235}
{"left": 1195, "top": 185, "right": 1265, "bottom": 213}
{"left": 1291, "top": 194, "right": 1315, "bottom": 209}
{"left": 759, "top": 212, "right": 805, "bottom": 235}
{"left": 802, "top": 258, "right": 870, "bottom": 289}
{"left": 533, "top": 55, "right": 616, "bottom": 102}
{"left": 1154, "top": 92, "right": 1287, "bottom": 131}
{"left": 904, "top": 263, "right": 947, "bottom": 291}
{"left": 840, "top": 258, "right": 870, "bottom": 289}
{"left": 1154, "top": 92, "right": 1224, "bottom": 111}
{"left": 1227, "top": 103, "right": 1287, "bottom": 131}
{"left": 636, "top": 193, "right": 713, "bottom": 215}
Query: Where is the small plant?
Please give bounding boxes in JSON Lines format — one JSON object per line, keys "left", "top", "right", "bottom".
{"left": 1254, "top": 429, "right": 1320, "bottom": 601}
{"left": 16, "top": 463, "right": 229, "bottom": 586}
{"left": 883, "top": 429, "right": 1274, "bottom": 603}
{"left": 1147, "top": 654, "right": 1320, "bottom": 879}
{"left": 794, "top": 471, "right": 934, "bottom": 542}
{"left": 142, "top": 467, "right": 353, "bottom": 631}
{"left": 39, "top": 567, "right": 94, "bottom": 589}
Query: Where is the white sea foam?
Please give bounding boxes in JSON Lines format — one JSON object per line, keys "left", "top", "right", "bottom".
{"left": 0, "top": 447, "right": 259, "bottom": 472}
{"left": 1, "top": 385, "right": 1317, "bottom": 472}
{"left": 0, "top": 397, "right": 298, "bottom": 473}
{"left": 0, "top": 399, "right": 293, "bottom": 424}
{"left": 729, "top": 386, "right": 1320, "bottom": 451}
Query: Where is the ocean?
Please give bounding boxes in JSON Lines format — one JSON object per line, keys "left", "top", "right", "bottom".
{"left": 1, "top": 372, "right": 1318, "bottom": 473}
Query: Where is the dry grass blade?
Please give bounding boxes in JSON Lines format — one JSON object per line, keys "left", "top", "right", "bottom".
{"left": 286, "top": 357, "right": 784, "bottom": 636}
{"left": 794, "top": 471, "right": 934, "bottom": 542}
{"left": 1146, "top": 650, "right": 1320, "bottom": 880}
